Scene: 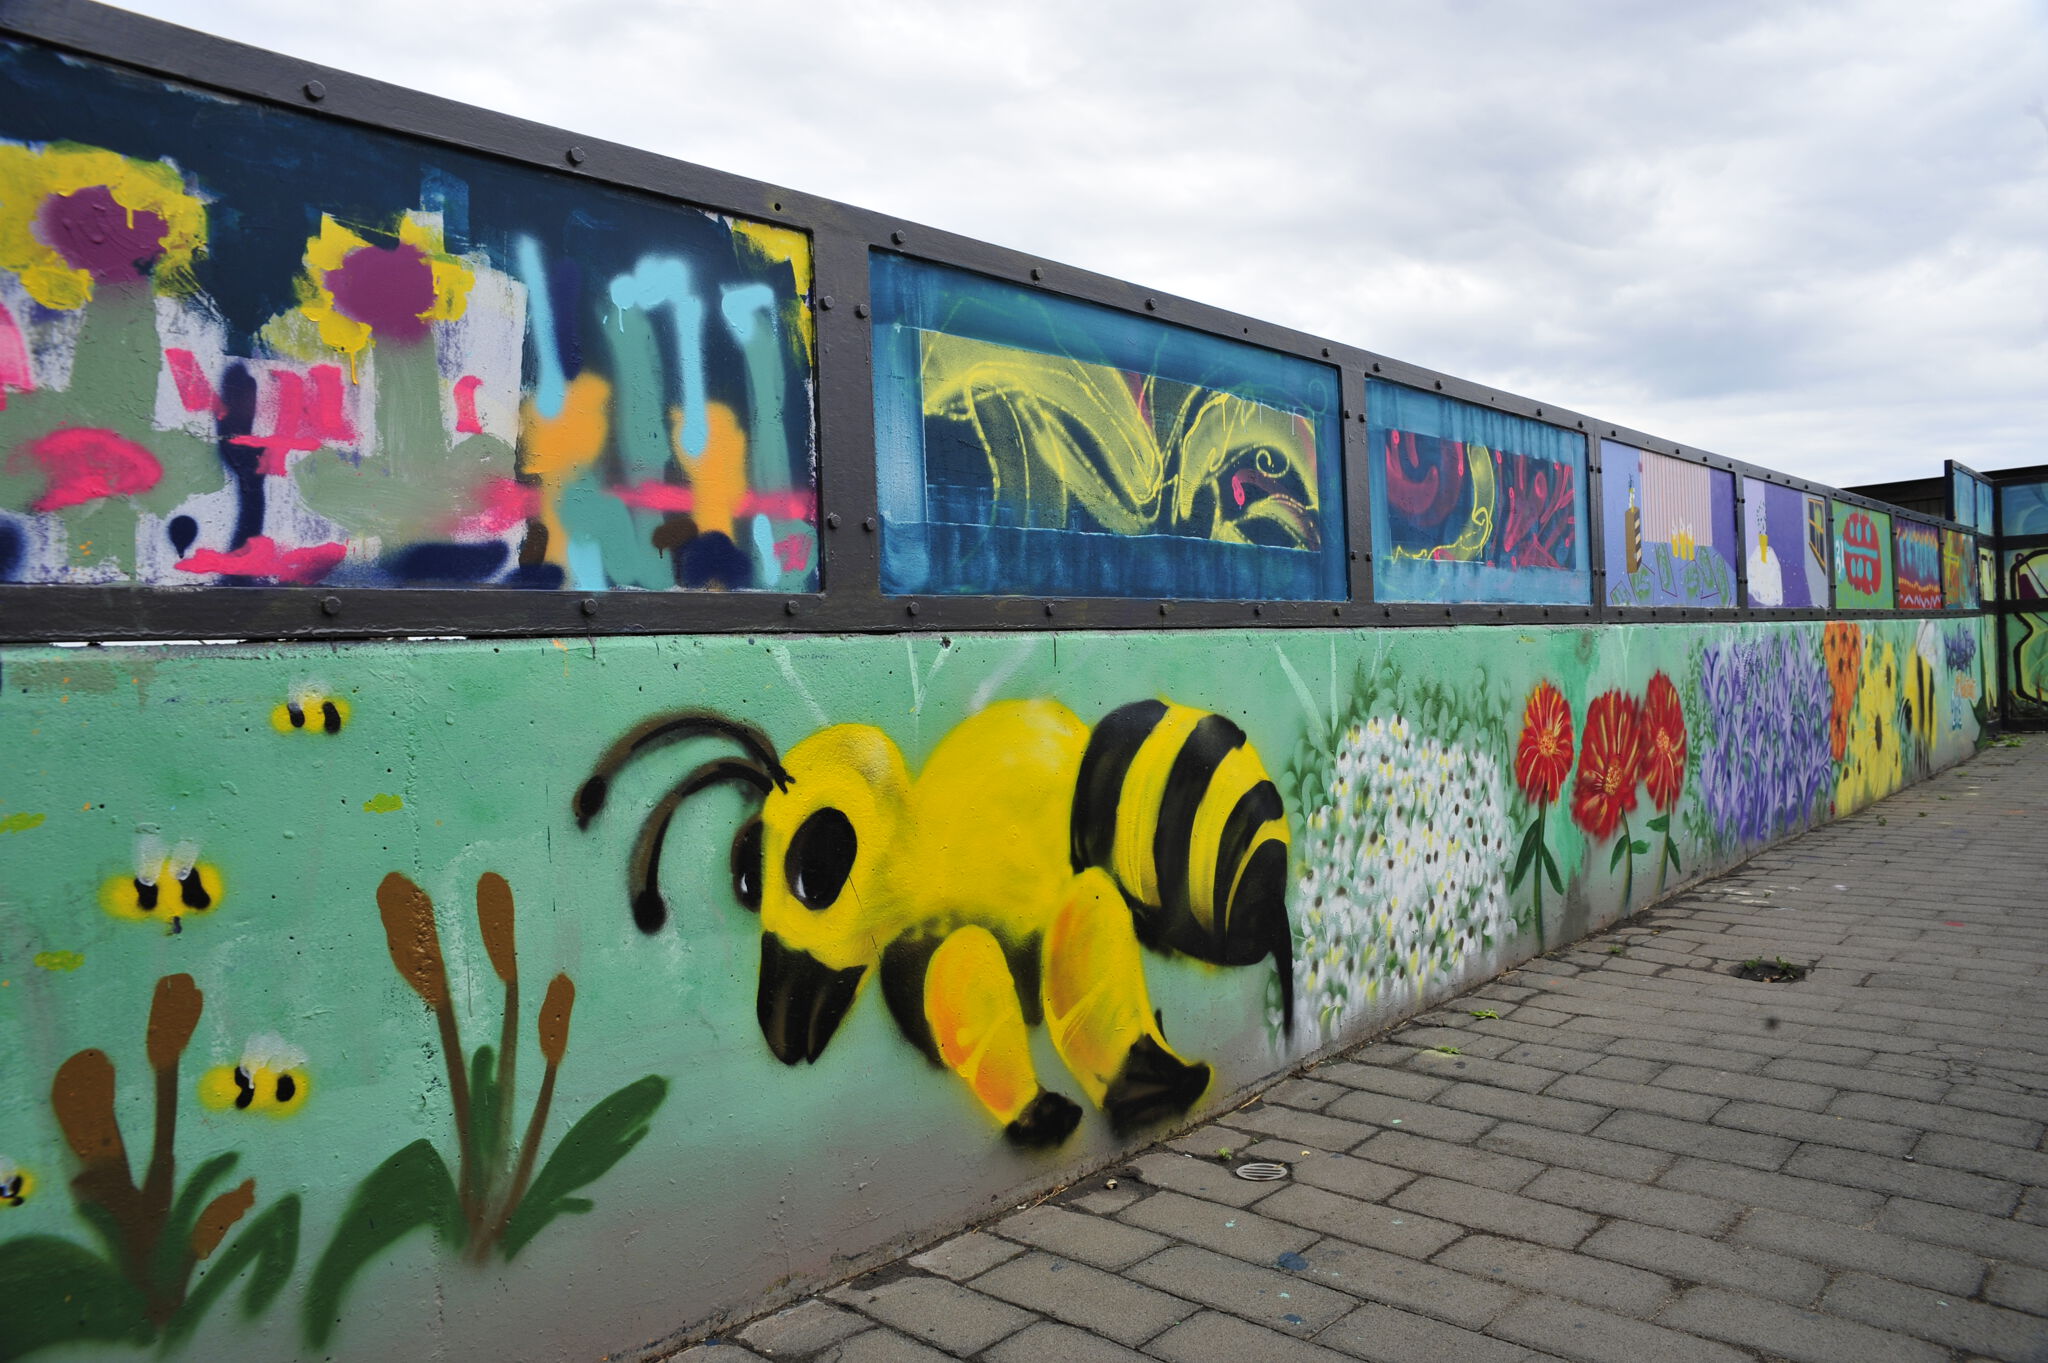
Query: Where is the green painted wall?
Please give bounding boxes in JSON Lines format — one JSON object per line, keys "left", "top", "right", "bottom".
{"left": 0, "top": 617, "right": 1985, "bottom": 1359}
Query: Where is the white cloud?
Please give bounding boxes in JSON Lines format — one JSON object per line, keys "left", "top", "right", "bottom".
{"left": 108, "top": 0, "right": 2048, "bottom": 488}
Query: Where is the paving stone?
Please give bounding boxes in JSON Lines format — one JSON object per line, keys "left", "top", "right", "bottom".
{"left": 1658, "top": 1157, "right": 1886, "bottom": 1223}
{"left": 1314, "top": 1062, "right": 1452, "bottom": 1101}
{"left": 982, "top": 1320, "right": 1150, "bottom": 1363}
{"left": 1762, "top": 1057, "right": 1948, "bottom": 1103}
{"left": 1985, "top": 1261, "right": 2048, "bottom": 1316}
{"left": 969, "top": 1251, "right": 1187, "bottom": 1347}
{"left": 1577, "top": 1055, "right": 1666, "bottom": 1083}
{"left": 908, "top": 1231, "right": 1026, "bottom": 1281}
{"left": 1831, "top": 1092, "right": 2044, "bottom": 1146}
{"left": 669, "top": 1345, "right": 761, "bottom": 1363}
{"left": 1581, "top": 1220, "right": 1827, "bottom": 1304}
{"left": 1391, "top": 1025, "right": 1519, "bottom": 1057}
{"left": 1487, "top": 1293, "right": 1751, "bottom": 1363}
{"left": 1476, "top": 1122, "right": 1674, "bottom": 1183}
{"left": 1403, "top": 1051, "right": 1562, "bottom": 1093}
{"left": 1324, "top": 1088, "right": 1497, "bottom": 1143}
{"left": 1142, "top": 1309, "right": 1354, "bottom": 1363}
{"left": 1286, "top": 1151, "right": 1418, "bottom": 1203}
{"left": 1434, "top": 1082, "right": 1608, "bottom": 1134}
{"left": 1268, "top": 1078, "right": 1349, "bottom": 1112}
{"left": 1605, "top": 1037, "right": 1768, "bottom": 1073}
{"left": 1655, "top": 1287, "right": 1948, "bottom": 1363}
{"left": 1254, "top": 1182, "right": 1464, "bottom": 1260}
{"left": 739, "top": 1299, "right": 868, "bottom": 1356}
{"left": 1233, "top": 1103, "right": 1381, "bottom": 1153}
{"left": 1593, "top": 1109, "right": 1794, "bottom": 1170}
{"left": 1126, "top": 1244, "right": 1354, "bottom": 1335}
{"left": 816, "top": 1329, "right": 956, "bottom": 1363}
{"left": 1118, "top": 1189, "right": 1317, "bottom": 1265}
{"left": 825, "top": 1274, "right": 1035, "bottom": 1356}
{"left": 1709, "top": 1098, "right": 1917, "bottom": 1156}
{"left": 1390, "top": 1176, "right": 1597, "bottom": 1249}
{"left": 1291, "top": 1237, "right": 1519, "bottom": 1329}
{"left": 995, "top": 1204, "right": 1170, "bottom": 1270}
{"left": 1913, "top": 1131, "right": 2048, "bottom": 1186}
{"left": 1313, "top": 1302, "right": 1538, "bottom": 1363}
{"left": 1350, "top": 1130, "right": 1543, "bottom": 1192}
{"left": 1522, "top": 1166, "right": 1739, "bottom": 1236}
{"left": 1434, "top": 1234, "right": 1673, "bottom": 1316}
{"left": 1499, "top": 1040, "right": 1608, "bottom": 1072}
{"left": 1547, "top": 1074, "right": 1725, "bottom": 1122}
{"left": 1128, "top": 1152, "right": 1283, "bottom": 1208}
{"left": 1651, "top": 1062, "right": 1835, "bottom": 1111}
{"left": 1781, "top": 1145, "right": 2020, "bottom": 1215}
{"left": 1073, "top": 1184, "right": 1144, "bottom": 1216}
{"left": 1730, "top": 1205, "right": 1986, "bottom": 1295}
{"left": 1821, "top": 1271, "right": 2048, "bottom": 1357}
{"left": 1165, "top": 1124, "right": 1251, "bottom": 1158}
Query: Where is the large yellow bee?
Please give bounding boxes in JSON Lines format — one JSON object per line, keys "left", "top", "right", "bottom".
{"left": 576, "top": 699, "right": 1294, "bottom": 1146}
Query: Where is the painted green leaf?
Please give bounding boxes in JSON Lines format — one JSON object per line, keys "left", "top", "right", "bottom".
{"left": 164, "top": 1194, "right": 301, "bottom": 1349}
{"left": 469, "top": 1044, "right": 503, "bottom": 1182}
{"left": 1630, "top": 840, "right": 1651, "bottom": 855}
{"left": 1541, "top": 846, "right": 1564, "bottom": 895}
{"left": 1508, "top": 819, "right": 1543, "bottom": 890}
{"left": 151, "top": 1149, "right": 240, "bottom": 1295}
{"left": 1667, "top": 840, "right": 1685, "bottom": 874}
{"left": 1608, "top": 837, "right": 1629, "bottom": 871}
{"left": 0, "top": 1235, "right": 152, "bottom": 1362}
{"left": 303, "top": 1140, "right": 462, "bottom": 1348}
{"left": 501, "top": 1075, "right": 668, "bottom": 1262}
{"left": 1645, "top": 814, "right": 1670, "bottom": 833}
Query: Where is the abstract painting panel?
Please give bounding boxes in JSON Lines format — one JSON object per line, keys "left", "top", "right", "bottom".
{"left": 1741, "top": 478, "right": 1829, "bottom": 609}
{"left": 1832, "top": 501, "right": 1894, "bottom": 610}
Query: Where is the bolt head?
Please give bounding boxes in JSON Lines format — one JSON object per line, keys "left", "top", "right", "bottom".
{"left": 580, "top": 597, "right": 598, "bottom": 616}
{"left": 818, "top": 295, "right": 834, "bottom": 311}
{"left": 566, "top": 146, "right": 586, "bottom": 165}
{"left": 863, "top": 516, "right": 877, "bottom": 532}
{"left": 907, "top": 601, "right": 919, "bottom": 616}
{"left": 826, "top": 512, "right": 841, "bottom": 530}
{"left": 319, "top": 595, "right": 341, "bottom": 615}
{"left": 303, "top": 80, "right": 326, "bottom": 101}
{"left": 891, "top": 230, "right": 907, "bottom": 245}
{"left": 854, "top": 302, "right": 869, "bottom": 319}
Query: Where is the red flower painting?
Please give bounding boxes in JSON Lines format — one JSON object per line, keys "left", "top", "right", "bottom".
{"left": 1515, "top": 681, "right": 1574, "bottom": 805}
{"left": 1571, "top": 691, "right": 1642, "bottom": 841}
{"left": 1640, "top": 672, "right": 1686, "bottom": 813}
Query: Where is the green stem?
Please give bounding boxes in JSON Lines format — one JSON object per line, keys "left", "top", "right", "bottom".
{"left": 486, "top": 1060, "right": 559, "bottom": 1259}
{"left": 431, "top": 1003, "right": 478, "bottom": 1238}
{"left": 1620, "top": 809, "right": 1635, "bottom": 911}
{"left": 1533, "top": 801, "right": 1548, "bottom": 947}
{"left": 1656, "top": 822, "right": 1672, "bottom": 898}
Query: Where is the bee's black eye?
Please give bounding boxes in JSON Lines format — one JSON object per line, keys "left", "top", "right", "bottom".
{"left": 233, "top": 1066, "right": 255, "bottom": 1110}
{"left": 786, "top": 807, "right": 856, "bottom": 910}
{"left": 731, "top": 819, "right": 763, "bottom": 911}
{"left": 275, "top": 1073, "right": 297, "bottom": 1103}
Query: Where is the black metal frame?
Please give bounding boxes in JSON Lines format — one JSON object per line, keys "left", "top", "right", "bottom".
{"left": 0, "top": 0, "right": 1989, "bottom": 644}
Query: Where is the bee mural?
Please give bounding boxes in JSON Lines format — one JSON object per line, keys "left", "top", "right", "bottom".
{"left": 98, "top": 832, "right": 222, "bottom": 929}
{"left": 0, "top": 1157, "right": 32, "bottom": 1208}
{"left": 576, "top": 698, "right": 1294, "bottom": 1147}
{"left": 198, "top": 1034, "right": 311, "bottom": 1116}
{"left": 270, "top": 683, "right": 350, "bottom": 735}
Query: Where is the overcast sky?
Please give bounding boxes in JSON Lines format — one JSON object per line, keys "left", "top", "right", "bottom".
{"left": 110, "top": 0, "right": 2047, "bottom": 492}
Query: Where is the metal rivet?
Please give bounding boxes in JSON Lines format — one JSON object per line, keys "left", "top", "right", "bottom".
{"left": 1349, "top": 550, "right": 1360, "bottom": 561}
{"left": 784, "top": 600, "right": 798, "bottom": 615}
{"left": 863, "top": 516, "right": 877, "bottom": 532}
{"left": 1434, "top": 379, "right": 1443, "bottom": 390}
{"left": 319, "top": 595, "right": 341, "bottom": 616}
{"left": 1342, "top": 409, "right": 1352, "bottom": 420}
{"left": 1332, "top": 606, "right": 1342, "bottom": 617}
{"left": 818, "top": 295, "right": 834, "bottom": 311}
{"left": 906, "top": 601, "right": 919, "bottom": 616}
{"left": 1158, "top": 602, "right": 1169, "bottom": 615}
{"left": 1383, "top": 606, "right": 1392, "bottom": 617}
{"left": 854, "top": 302, "right": 869, "bottom": 319}
{"left": 1253, "top": 603, "right": 1264, "bottom": 616}
{"left": 1321, "top": 347, "right": 1331, "bottom": 358}
{"left": 826, "top": 512, "right": 841, "bottom": 530}
{"left": 1045, "top": 601, "right": 1056, "bottom": 617}
{"left": 580, "top": 597, "right": 598, "bottom": 616}
{"left": 566, "top": 146, "right": 586, "bottom": 166}
{"left": 1030, "top": 267, "right": 1044, "bottom": 281}
{"left": 891, "top": 230, "right": 907, "bottom": 245}
{"left": 1144, "top": 298, "right": 1158, "bottom": 311}
{"left": 1371, "top": 362, "right": 1381, "bottom": 372}
{"left": 1357, "top": 412, "right": 1366, "bottom": 423}
{"left": 302, "top": 80, "right": 326, "bottom": 101}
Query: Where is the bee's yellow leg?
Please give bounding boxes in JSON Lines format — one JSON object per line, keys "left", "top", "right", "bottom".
{"left": 1043, "top": 868, "right": 1213, "bottom": 1133}
{"left": 925, "top": 926, "right": 1081, "bottom": 1147}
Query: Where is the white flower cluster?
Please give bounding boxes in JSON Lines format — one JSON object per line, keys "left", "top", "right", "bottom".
{"left": 1276, "top": 715, "right": 1515, "bottom": 1045}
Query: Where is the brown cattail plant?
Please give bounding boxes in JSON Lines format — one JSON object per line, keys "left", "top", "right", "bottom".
{"left": 310, "top": 873, "right": 666, "bottom": 1343}
{"left": 2, "top": 973, "right": 302, "bottom": 1352}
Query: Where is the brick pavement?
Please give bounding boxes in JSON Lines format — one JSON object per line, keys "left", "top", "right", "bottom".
{"left": 678, "top": 738, "right": 2048, "bottom": 1363}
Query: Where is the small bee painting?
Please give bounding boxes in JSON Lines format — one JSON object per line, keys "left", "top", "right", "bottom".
{"left": 198, "top": 1034, "right": 310, "bottom": 1116}
{"left": 98, "top": 832, "right": 222, "bottom": 929}
{"left": 0, "top": 1158, "right": 32, "bottom": 1208}
{"left": 271, "top": 683, "right": 349, "bottom": 735}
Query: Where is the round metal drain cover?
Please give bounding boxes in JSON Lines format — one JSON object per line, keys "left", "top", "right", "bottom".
{"left": 1234, "top": 1161, "right": 1290, "bottom": 1181}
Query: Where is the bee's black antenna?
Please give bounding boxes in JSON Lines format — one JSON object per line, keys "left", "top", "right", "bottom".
{"left": 575, "top": 711, "right": 790, "bottom": 830}
{"left": 629, "top": 758, "right": 775, "bottom": 933}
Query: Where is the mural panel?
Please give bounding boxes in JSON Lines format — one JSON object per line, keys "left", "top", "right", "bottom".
{"left": 0, "top": 619, "right": 1984, "bottom": 1360}
{"left": 0, "top": 42, "right": 818, "bottom": 593}
{"left": 1741, "top": 478, "right": 1829, "bottom": 609}
{"left": 1599, "top": 443, "right": 1736, "bottom": 608}
{"left": 1950, "top": 465, "right": 1995, "bottom": 537}
{"left": 2003, "top": 480, "right": 2048, "bottom": 538}
{"left": 1942, "top": 529, "right": 1975, "bottom": 609}
{"left": 870, "top": 256, "right": 1345, "bottom": 600}
{"left": 1832, "top": 501, "right": 1894, "bottom": 610}
{"left": 1893, "top": 518, "right": 1942, "bottom": 611}
{"left": 1366, "top": 382, "right": 1589, "bottom": 605}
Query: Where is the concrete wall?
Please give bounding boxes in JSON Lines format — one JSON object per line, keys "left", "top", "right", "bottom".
{"left": 0, "top": 616, "right": 1986, "bottom": 1359}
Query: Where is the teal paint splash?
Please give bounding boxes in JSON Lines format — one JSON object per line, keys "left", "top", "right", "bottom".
{"left": 607, "top": 257, "right": 708, "bottom": 458}
{"left": 720, "top": 283, "right": 789, "bottom": 490}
